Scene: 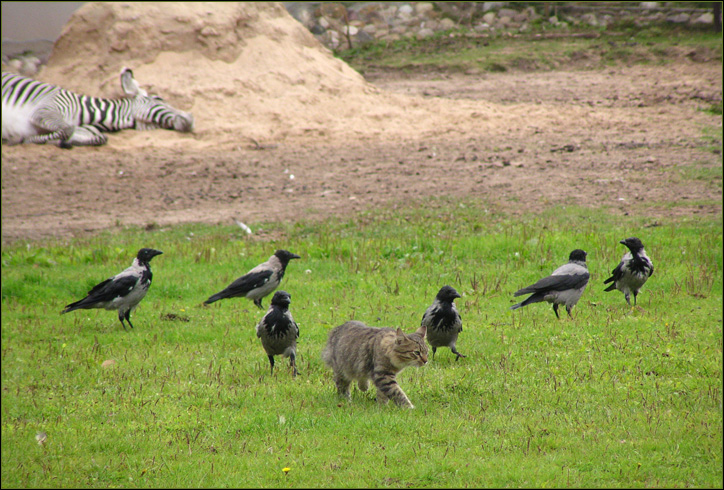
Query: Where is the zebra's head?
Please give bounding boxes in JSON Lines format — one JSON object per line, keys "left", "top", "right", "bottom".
{"left": 120, "top": 68, "right": 194, "bottom": 133}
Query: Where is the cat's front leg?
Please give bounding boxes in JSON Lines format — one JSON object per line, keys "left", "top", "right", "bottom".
{"left": 334, "top": 373, "right": 352, "bottom": 400}
{"left": 357, "top": 378, "right": 369, "bottom": 392}
{"left": 372, "top": 372, "right": 414, "bottom": 409}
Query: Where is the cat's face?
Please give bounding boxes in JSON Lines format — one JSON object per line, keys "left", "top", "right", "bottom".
{"left": 393, "top": 328, "right": 429, "bottom": 368}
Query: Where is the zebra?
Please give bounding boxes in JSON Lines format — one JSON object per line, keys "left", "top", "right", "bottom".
{"left": 2, "top": 67, "right": 194, "bottom": 148}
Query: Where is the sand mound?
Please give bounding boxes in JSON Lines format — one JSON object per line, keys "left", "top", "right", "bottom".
{"left": 34, "top": 2, "right": 521, "bottom": 150}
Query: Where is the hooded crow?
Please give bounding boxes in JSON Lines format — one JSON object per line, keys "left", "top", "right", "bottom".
{"left": 603, "top": 237, "right": 654, "bottom": 306}
{"left": 204, "top": 249, "right": 300, "bottom": 309}
{"left": 510, "top": 249, "right": 590, "bottom": 319}
{"left": 62, "top": 248, "right": 163, "bottom": 330}
{"left": 421, "top": 285, "right": 465, "bottom": 361}
{"left": 256, "top": 290, "right": 299, "bottom": 377}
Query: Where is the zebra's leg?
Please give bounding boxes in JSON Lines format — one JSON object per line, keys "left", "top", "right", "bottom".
{"left": 27, "top": 125, "right": 107, "bottom": 147}
{"left": 67, "top": 126, "right": 108, "bottom": 146}
{"left": 26, "top": 108, "right": 75, "bottom": 146}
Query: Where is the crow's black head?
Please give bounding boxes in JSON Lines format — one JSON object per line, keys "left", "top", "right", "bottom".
{"left": 436, "top": 285, "right": 461, "bottom": 302}
{"left": 620, "top": 237, "right": 644, "bottom": 252}
{"left": 569, "top": 249, "right": 587, "bottom": 262}
{"left": 270, "top": 290, "right": 292, "bottom": 308}
{"left": 274, "top": 249, "right": 301, "bottom": 266}
{"left": 137, "top": 248, "right": 163, "bottom": 263}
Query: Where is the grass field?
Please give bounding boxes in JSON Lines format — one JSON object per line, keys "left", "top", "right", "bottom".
{"left": 2, "top": 11, "right": 723, "bottom": 489}
{"left": 2, "top": 199, "right": 722, "bottom": 488}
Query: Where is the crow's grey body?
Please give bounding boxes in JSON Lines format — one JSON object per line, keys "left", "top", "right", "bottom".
{"left": 604, "top": 237, "right": 654, "bottom": 306}
{"left": 510, "top": 249, "right": 589, "bottom": 318}
{"left": 62, "top": 248, "right": 163, "bottom": 330}
{"left": 204, "top": 249, "right": 300, "bottom": 308}
{"left": 256, "top": 290, "right": 299, "bottom": 377}
{"left": 421, "top": 285, "right": 465, "bottom": 360}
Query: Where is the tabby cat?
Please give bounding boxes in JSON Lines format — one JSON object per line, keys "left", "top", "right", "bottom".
{"left": 321, "top": 320, "right": 428, "bottom": 409}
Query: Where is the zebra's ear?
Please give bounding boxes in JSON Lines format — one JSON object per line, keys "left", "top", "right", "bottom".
{"left": 120, "top": 68, "right": 148, "bottom": 98}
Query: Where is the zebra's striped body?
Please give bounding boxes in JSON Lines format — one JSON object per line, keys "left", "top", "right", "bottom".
{"left": 2, "top": 68, "right": 193, "bottom": 148}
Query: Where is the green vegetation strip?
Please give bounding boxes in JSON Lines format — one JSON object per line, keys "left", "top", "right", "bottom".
{"left": 337, "top": 23, "right": 723, "bottom": 75}
{"left": 2, "top": 200, "right": 722, "bottom": 487}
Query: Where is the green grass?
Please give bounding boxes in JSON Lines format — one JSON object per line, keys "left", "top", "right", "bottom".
{"left": 336, "top": 21, "right": 723, "bottom": 75}
{"left": 2, "top": 200, "right": 722, "bottom": 488}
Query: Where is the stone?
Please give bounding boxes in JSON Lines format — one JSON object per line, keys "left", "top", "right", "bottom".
{"left": 285, "top": 2, "right": 318, "bottom": 30}
{"left": 354, "top": 30, "right": 374, "bottom": 44}
{"left": 498, "top": 8, "right": 518, "bottom": 18}
{"left": 483, "top": 12, "right": 496, "bottom": 24}
{"left": 417, "top": 28, "right": 435, "bottom": 39}
{"left": 692, "top": 13, "right": 714, "bottom": 25}
{"left": 482, "top": 2, "right": 506, "bottom": 12}
{"left": 581, "top": 13, "right": 599, "bottom": 27}
{"left": 440, "top": 18, "right": 456, "bottom": 30}
{"left": 666, "top": 13, "right": 690, "bottom": 24}
{"left": 415, "top": 2, "right": 434, "bottom": 15}
{"left": 497, "top": 16, "right": 512, "bottom": 26}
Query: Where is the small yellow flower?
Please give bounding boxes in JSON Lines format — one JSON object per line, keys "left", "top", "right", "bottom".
{"left": 282, "top": 467, "right": 291, "bottom": 475}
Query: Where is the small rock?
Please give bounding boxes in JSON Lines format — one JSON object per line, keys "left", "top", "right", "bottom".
{"left": 666, "top": 13, "right": 690, "bottom": 24}
{"left": 482, "top": 2, "right": 506, "bottom": 13}
{"left": 415, "top": 2, "right": 434, "bottom": 15}
{"left": 498, "top": 16, "right": 512, "bottom": 26}
{"left": 440, "top": 18, "right": 456, "bottom": 30}
{"left": 692, "top": 13, "right": 714, "bottom": 25}
{"left": 417, "top": 28, "right": 435, "bottom": 39}
{"left": 498, "top": 8, "right": 518, "bottom": 18}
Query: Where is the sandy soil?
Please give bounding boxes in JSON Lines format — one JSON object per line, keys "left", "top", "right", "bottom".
{"left": 1, "top": 3, "right": 721, "bottom": 245}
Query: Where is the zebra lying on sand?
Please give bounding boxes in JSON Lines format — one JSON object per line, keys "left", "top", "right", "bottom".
{"left": 2, "top": 68, "right": 194, "bottom": 148}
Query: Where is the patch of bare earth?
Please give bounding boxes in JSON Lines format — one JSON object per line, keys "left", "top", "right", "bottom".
{"left": 2, "top": 60, "right": 721, "bottom": 245}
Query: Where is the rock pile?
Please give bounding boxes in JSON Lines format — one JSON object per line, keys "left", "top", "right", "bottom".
{"left": 285, "top": 1, "right": 719, "bottom": 51}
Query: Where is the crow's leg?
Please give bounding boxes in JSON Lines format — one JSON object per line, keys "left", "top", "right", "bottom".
{"left": 289, "top": 352, "right": 298, "bottom": 377}
{"left": 451, "top": 346, "right": 466, "bottom": 360}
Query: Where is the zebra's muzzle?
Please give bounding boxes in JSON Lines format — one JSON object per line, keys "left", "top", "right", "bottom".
{"left": 173, "top": 113, "right": 194, "bottom": 133}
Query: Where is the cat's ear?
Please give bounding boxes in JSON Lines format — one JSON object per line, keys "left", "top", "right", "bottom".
{"left": 415, "top": 324, "right": 427, "bottom": 339}
{"left": 396, "top": 327, "right": 405, "bottom": 338}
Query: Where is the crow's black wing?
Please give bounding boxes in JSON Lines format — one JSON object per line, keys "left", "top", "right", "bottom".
{"left": 206, "top": 269, "right": 273, "bottom": 303}
{"left": 603, "top": 262, "right": 623, "bottom": 285}
{"left": 515, "top": 272, "right": 589, "bottom": 296}
{"left": 65, "top": 275, "right": 139, "bottom": 310}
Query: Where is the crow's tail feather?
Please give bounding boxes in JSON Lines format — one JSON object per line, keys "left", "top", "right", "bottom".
{"left": 204, "top": 292, "right": 225, "bottom": 305}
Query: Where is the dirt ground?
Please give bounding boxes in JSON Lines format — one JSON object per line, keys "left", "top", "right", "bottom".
{"left": 2, "top": 60, "right": 722, "bottom": 245}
